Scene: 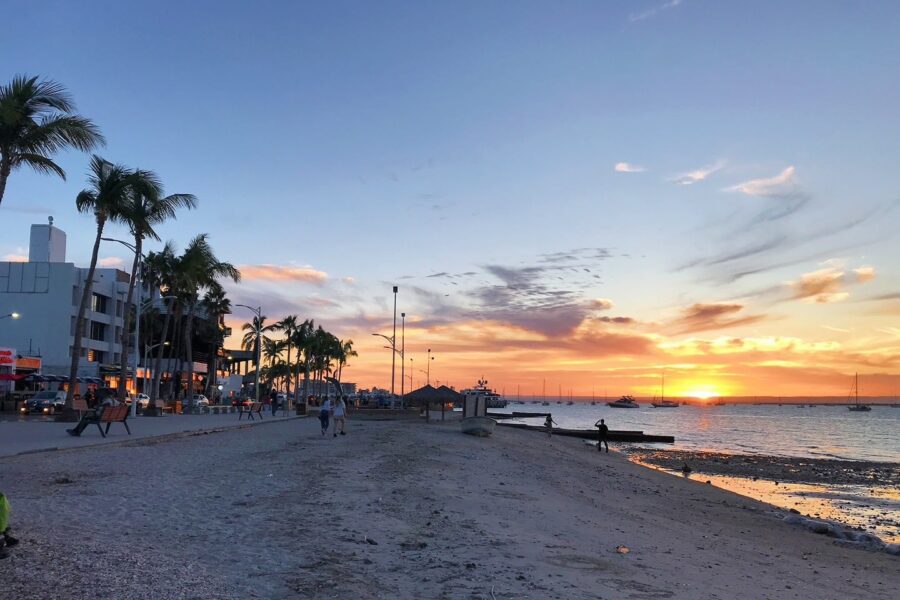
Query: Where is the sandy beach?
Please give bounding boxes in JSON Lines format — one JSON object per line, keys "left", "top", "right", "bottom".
{"left": 1, "top": 416, "right": 897, "bottom": 599}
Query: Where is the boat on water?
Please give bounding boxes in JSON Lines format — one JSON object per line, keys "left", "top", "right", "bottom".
{"left": 607, "top": 395, "right": 640, "bottom": 408}
{"left": 460, "top": 416, "right": 497, "bottom": 436}
{"left": 541, "top": 401, "right": 550, "bottom": 406}
{"left": 460, "top": 379, "right": 507, "bottom": 408}
{"left": 650, "top": 373, "right": 679, "bottom": 408}
{"left": 847, "top": 373, "right": 871, "bottom": 412}
{"left": 566, "top": 401, "right": 574, "bottom": 406}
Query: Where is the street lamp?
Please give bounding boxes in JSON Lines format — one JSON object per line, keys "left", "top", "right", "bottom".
{"left": 427, "top": 348, "right": 434, "bottom": 386}
{"left": 142, "top": 341, "right": 170, "bottom": 404}
{"left": 400, "top": 312, "right": 405, "bottom": 402}
{"left": 236, "top": 304, "right": 262, "bottom": 407}
{"left": 0, "top": 312, "right": 20, "bottom": 320}
{"left": 391, "top": 286, "right": 398, "bottom": 405}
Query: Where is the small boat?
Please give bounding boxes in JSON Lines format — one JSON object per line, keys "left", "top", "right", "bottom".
{"left": 607, "top": 395, "right": 639, "bottom": 408}
{"left": 541, "top": 401, "right": 550, "bottom": 406}
{"left": 650, "top": 374, "right": 678, "bottom": 407}
{"left": 566, "top": 401, "right": 574, "bottom": 406}
{"left": 847, "top": 373, "right": 871, "bottom": 412}
{"left": 590, "top": 401, "right": 597, "bottom": 406}
{"left": 460, "top": 416, "right": 496, "bottom": 436}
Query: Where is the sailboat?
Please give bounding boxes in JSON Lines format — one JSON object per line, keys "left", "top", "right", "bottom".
{"left": 651, "top": 373, "right": 678, "bottom": 408}
{"left": 847, "top": 373, "right": 872, "bottom": 412}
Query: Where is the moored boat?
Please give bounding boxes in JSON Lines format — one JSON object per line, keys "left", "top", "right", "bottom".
{"left": 607, "top": 395, "right": 639, "bottom": 408}
{"left": 847, "top": 373, "right": 871, "bottom": 412}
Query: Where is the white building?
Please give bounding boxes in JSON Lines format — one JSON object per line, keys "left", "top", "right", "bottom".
{"left": 0, "top": 222, "right": 133, "bottom": 387}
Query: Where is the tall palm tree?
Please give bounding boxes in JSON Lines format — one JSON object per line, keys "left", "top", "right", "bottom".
{"left": 199, "top": 284, "right": 231, "bottom": 398}
{"left": 0, "top": 75, "right": 104, "bottom": 207}
{"left": 116, "top": 176, "right": 197, "bottom": 401}
{"left": 292, "top": 319, "right": 315, "bottom": 406}
{"left": 144, "top": 242, "right": 177, "bottom": 406}
{"left": 275, "top": 315, "right": 300, "bottom": 395}
{"left": 335, "top": 339, "right": 357, "bottom": 386}
{"left": 242, "top": 315, "right": 273, "bottom": 367}
{"left": 173, "top": 235, "right": 240, "bottom": 409}
{"left": 63, "top": 157, "right": 148, "bottom": 414}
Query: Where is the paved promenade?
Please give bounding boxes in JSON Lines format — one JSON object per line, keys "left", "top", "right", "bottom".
{"left": 0, "top": 410, "right": 299, "bottom": 457}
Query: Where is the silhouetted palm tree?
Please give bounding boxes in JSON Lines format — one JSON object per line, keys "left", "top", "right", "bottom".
{"left": 0, "top": 75, "right": 104, "bottom": 207}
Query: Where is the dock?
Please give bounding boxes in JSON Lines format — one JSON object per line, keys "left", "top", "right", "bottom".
{"left": 497, "top": 422, "right": 674, "bottom": 444}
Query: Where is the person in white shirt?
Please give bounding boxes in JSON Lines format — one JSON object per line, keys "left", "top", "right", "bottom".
{"left": 332, "top": 397, "right": 347, "bottom": 437}
{"left": 319, "top": 397, "right": 332, "bottom": 436}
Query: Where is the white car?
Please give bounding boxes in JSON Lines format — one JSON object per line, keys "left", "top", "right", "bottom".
{"left": 132, "top": 393, "right": 151, "bottom": 408}
{"left": 192, "top": 394, "right": 210, "bottom": 407}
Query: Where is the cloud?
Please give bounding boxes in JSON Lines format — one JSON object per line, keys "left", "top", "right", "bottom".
{"left": 98, "top": 256, "right": 125, "bottom": 268}
{"left": 673, "top": 159, "right": 725, "bottom": 185}
{"left": 725, "top": 166, "right": 799, "bottom": 197}
{"left": 788, "top": 265, "right": 876, "bottom": 303}
{"left": 614, "top": 162, "right": 646, "bottom": 173}
{"left": 2, "top": 253, "right": 27, "bottom": 262}
{"left": 342, "top": 276, "right": 355, "bottom": 285}
{"left": 597, "top": 316, "right": 636, "bottom": 325}
{"left": 591, "top": 298, "right": 614, "bottom": 310}
{"left": 670, "top": 302, "right": 767, "bottom": 334}
{"left": 238, "top": 264, "right": 328, "bottom": 283}
{"left": 630, "top": 0, "right": 683, "bottom": 22}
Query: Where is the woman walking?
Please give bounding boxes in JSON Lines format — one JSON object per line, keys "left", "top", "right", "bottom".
{"left": 319, "top": 397, "right": 332, "bottom": 436}
{"left": 333, "top": 396, "right": 347, "bottom": 437}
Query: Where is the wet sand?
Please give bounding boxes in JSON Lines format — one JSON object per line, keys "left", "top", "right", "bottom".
{"left": 1, "top": 417, "right": 897, "bottom": 599}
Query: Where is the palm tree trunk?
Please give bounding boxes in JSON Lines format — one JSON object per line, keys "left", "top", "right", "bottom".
{"left": 0, "top": 155, "right": 11, "bottom": 208}
{"left": 184, "top": 306, "right": 195, "bottom": 410}
{"left": 117, "top": 237, "right": 142, "bottom": 401}
{"left": 168, "top": 305, "right": 183, "bottom": 399}
{"left": 151, "top": 300, "right": 173, "bottom": 404}
{"left": 62, "top": 216, "right": 106, "bottom": 417}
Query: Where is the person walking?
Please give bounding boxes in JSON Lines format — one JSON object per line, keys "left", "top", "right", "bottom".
{"left": 269, "top": 388, "right": 279, "bottom": 415}
{"left": 319, "top": 396, "right": 332, "bottom": 436}
{"left": 332, "top": 396, "right": 348, "bottom": 437}
{"left": 595, "top": 418, "right": 609, "bottom": 453}
{"left": 544, "top": 414, "right": 557, "bottom": 438}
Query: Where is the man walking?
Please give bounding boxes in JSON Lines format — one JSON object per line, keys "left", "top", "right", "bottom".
{"left": 595, "top": 418, "right": 609, "bottom": 453}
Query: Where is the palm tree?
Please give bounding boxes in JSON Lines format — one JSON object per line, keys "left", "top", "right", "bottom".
{"left": 275, "top": 315, "right": 300, "bottom": 396}
{"left": 199, "top": 284, "right": 231, "bottom": 398}
{"left": 144, "top": 242, "right": 177, "bottom": 406}
{"left": 292, "top": 319, "right": 315, "bottom": 406}
{"left": 172, "top": 235, "right": 240, "bottom": 409}
{"left": 0, "top": 75, "right": 104, "bottom": 207}
{"left": 63, "top": 157, "right": 148, "bottom": 414}
{"left": 335, "top": 339, "right": 357, "bottom": 386}
{"left": 116, "top": 176, "right": 197, "bottom": 400}
{"left": 262, "top": 337, "right": 284, "bottom": 368}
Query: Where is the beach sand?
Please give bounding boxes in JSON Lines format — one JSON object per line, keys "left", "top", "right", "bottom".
{"left": 1, "top": 416, "right": 896, "bottom": 599}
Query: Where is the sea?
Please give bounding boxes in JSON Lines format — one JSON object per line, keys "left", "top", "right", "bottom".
{"left": 493, "top": 399, "right": 900, "bottom": 462}
{"left": 493, "top": 399, "right": 900, "bottom": 544}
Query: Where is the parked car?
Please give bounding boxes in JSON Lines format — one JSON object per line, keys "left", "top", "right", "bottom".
{"left": 134, "top": 393, "right": 151, "bottom": 408}
{"left": 20, "top": 390, "right": 66, "bottom": 415}
{"left": 192, "top": 394, "right": 210, "bottom": 407}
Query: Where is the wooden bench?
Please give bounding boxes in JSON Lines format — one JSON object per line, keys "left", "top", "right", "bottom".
{"left": 72, "top": 397, "right": 89, "bottom": 417}
{"left": 96, "top": 405, "right": 131, "bottom": 437}
{"left": 238, "top": 402, "right": 264, "bottom": 421}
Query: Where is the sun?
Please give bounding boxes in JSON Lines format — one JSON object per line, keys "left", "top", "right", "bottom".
{"left": 684, "top": 386, "right": 719, "bottom": 400}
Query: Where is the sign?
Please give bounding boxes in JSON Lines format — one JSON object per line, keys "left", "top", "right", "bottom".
{"left": 0, "top": 347, "right": 15, "bottom": 367}
{"left": 15, "top": 356, "right": 41, "bottom": 370}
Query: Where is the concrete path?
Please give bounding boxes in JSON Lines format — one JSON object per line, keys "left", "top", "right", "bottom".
{"left": 0, "top": 410, "right": 300, "bottom": 457}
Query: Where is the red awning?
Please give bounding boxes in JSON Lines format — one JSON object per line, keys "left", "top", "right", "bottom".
{"left": 0, "top": 373, "right": 28, "bottom": 381}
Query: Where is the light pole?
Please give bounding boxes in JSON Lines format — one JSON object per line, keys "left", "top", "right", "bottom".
{"left": 391, "top": 286, "right": 398, "bottom": 405}
{"left": 236, "top": 304, "right": 262, "bottom": 407}
{"left": 143, "top": 341, "right": 170, "bottom": 401}
{"left": 409, "top": 357, "right": 414, "bottom": 391}
{"left": 372, "top": 332, "right": 396, "bottom": 402}
{"left": 0, "top": 312, "right": 20, "bottom": 320}
{"left": 400, "top": 312, "right": 405, "bottom": 406}
{"left": 427, "top": 348, "right": 434, "bottom": 385}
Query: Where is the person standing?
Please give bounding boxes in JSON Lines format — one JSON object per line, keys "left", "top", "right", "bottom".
{"left": 332, "top": 396, "right": 347, "bottom": 437}
{"left": 544, "top": 414, "right": 557, "bottom": 438}
{"left": 595, "top": 418, "right": 609, "bottom": 453}
{"left": 269, "top": 388, "right": 278, "bottom": 415}
{"left": 319, "top": 396, "right": 332, "bottom": 436}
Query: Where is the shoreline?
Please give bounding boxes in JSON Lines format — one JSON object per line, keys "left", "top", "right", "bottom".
{"left": 2, "top": 417, "right": 897, "bottom": 599}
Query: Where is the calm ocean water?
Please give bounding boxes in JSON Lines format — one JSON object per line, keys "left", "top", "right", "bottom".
{"left": 494, "top": 400, "right": 900, "bottom": 462}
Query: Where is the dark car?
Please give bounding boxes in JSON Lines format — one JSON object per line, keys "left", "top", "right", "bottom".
{"left": 20, "top": 391, "right": 66, "bottom": 415}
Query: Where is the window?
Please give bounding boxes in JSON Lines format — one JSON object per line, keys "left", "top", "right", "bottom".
{"left": 90, "top": 321, "right": 107, "bottom": 342}
{"left": 87, "top": 350, "right": 105, "bottom": 363}
{"left": 91, "top": 293, "right": 108, "bottom": 314}
{"left": 116, "top": 300, "right": 123, "bottom": 317}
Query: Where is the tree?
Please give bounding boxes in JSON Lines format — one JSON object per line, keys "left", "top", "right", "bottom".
{"left": 0, "top": 75, "right": 104, "bottom": 207}
{"left": 116, "top": 176, "right": 196, "bottom": 401}
{"left": 275, "top": 315, "right": 300, "bottom": 396}
{"left": 335, "top": 339, "right": 357, "bottom": 386}
{"left": 199, "top": 284, "right": 231, "bottom": 398}
{"left": 144, "top": 242, "right": 177, "bottom": 406}
{"left": 63, "top": 157, "right": 150, "bottom": 415}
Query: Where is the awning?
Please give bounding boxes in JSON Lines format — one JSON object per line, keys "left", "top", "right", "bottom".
{"left": 0, "top": 373, "right": 28, "bottom": 381}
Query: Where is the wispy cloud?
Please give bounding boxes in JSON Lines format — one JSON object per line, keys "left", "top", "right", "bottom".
{"left": 614, "top": 162, "right": 646, "bottom": 173}
{"left": 669, "top": 302, "right": 767, "bottom": 334}
{"left": 788, "top": 264, "right": 876, "bottom": 303}
{"left": 591, "top": 298, "right": 614, "bottom": 310}
{"left": 2, "top": 249, "right": 28, "bottom": 262}
{"left": 630, "top": 0, "right": 683, "bottom": 23}
{"left": 726, "top": 166, "right": 799, "bottom": 197}
{"left": 239, "top": 264, "right": 328, "bottom": 283}
{"left": 98, "top": 256, "right": 125, "bottom": 268}
{"left": 673, "top": 159, "right": 725, "bottom": 185}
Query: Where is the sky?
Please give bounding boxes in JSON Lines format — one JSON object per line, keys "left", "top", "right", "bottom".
{"left": 2, "top": 1, "right": 900, "bottom": 398}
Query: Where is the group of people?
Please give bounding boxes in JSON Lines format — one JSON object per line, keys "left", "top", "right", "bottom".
{"left": 318, "top": 396, "right": 348, "bottom": 438}
{"left": 543, "top": 415, "right": 610, "bottom": 453}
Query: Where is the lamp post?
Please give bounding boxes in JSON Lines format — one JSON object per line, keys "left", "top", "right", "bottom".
{"left": 427, "top": 348, "right": 433, "bottom": 385}
{"left": 409, "top": 357, "right": 414, "bottom": 391}
{"left": 143, "top": 341, "right": 170, "bottom": 401}
{"left": 0, "top": 312, "right": 20, "bottom": 320}
{"left": 400, "top": 312, "right": 405, "bottom": 406}
{"left": 236, "top": 304, "right": 262, "bottom": 407}
{"left": 391, "top": 286, "right": 398, "bottom": 406}
{"left": 372, "top": 332, "right": 396, "bottom": 402}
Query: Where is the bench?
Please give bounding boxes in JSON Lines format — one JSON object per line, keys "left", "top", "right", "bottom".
{"left": 97, "top": 405, "right": 131, "bottom": 437}
{"left": 238, "top": 402, "right": 264, "bottom": 421}
{"left": 156, "top": 400, "right": 175, "bottom": 415}
{"left": 72, "top": 397, "right": 89, "bottom": 417}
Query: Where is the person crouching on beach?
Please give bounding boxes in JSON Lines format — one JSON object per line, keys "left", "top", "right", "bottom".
{"left": 544, "top": 415, "right": 557, "bottom": 437}
{"left": 0, "top": 492, "right": 19, "bottom": 560}
{"left": 319, "top": 396, "right": 332, "bottom": 436}
{"left": 595, "top": 418, "right": 609, "bottom": 453}
{"left": 332, "top": 396, "right": 347, "bottom": 437}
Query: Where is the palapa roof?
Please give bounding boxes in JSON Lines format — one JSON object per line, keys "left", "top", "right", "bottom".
{"left": 403, "top": 384, "right": 463, "bottom": 405}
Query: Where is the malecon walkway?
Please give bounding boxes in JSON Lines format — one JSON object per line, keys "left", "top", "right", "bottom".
{"left": 0, "top": 410, "right": 299, "bottom": 457}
